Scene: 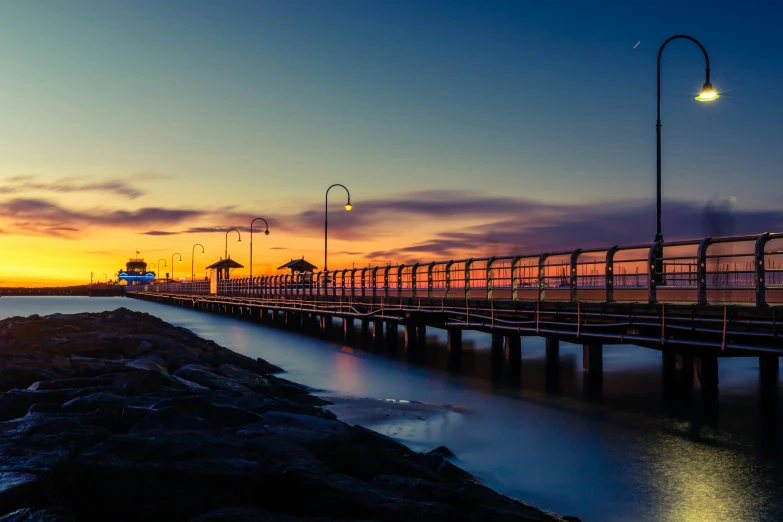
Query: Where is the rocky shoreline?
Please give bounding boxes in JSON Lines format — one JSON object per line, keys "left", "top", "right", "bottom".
{"left": 0, "top": 308, "right": 579, "bottom": 521}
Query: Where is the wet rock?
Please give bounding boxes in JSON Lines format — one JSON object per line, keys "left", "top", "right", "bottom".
{"left": 188, "top": 507, "right": 337, "bottom": 521}
{"left": 427, "top": 445, "right": 455, "bottom": 458}
{"left": 0, "top": 472, "right": 42, "bottom": 512}
{"left": 0, "top": 367, "right": 57, "bottom": 392}
{"left": 0, "top": 309, "right": 568, "bottom": 522}
{"left": 173, "top": 365, "right": 252, "bottom": 393}
{"left": 0, "top": 507, "right": 77, "bottom": 521}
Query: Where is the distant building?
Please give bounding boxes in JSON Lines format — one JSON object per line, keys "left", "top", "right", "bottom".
{"left": 277, "top": 258, "right": 317, "bottom": 274}
{"left": 117, "top": 257, "right": 155, "bottom": 285}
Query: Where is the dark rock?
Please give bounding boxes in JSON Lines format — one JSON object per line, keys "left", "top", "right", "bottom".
{"left": 216, "top": 365, "right": 272, "bottom": 392}
{"left": 243, "top": 412, "right": 351, "bottom": 450}
{"left": 173, "top": 365, "right": 252, "bottom": 393}
{"left": 113, "top": 370, "right": 190, "bottom": 395}
{"left": 0, "top": 367, "right": 57, "bottom": 393}
{"left": 0, "top": 413, "right": 111, "bottom": 472}
{"left": 188, "top": 506, "right": 356, "bottom": 521}
{"left": 427, "top": 445, "right": 455, "bottom": 458}
{"left": 28, "top": 377, "right": 114, "bottom": 391}
{"left": 129, "top": 407, "right": 212, "bottom": 434}
{"left": 0, "top": 507, "right": 77, "bottom": 521}
{"left": 0, "top": 472, "right": 42, "bottom": 512}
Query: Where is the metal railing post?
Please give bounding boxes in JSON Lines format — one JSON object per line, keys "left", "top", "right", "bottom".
{"left": 397, "top": 265, "right": 404, "bottom": 299}
{"left": 538, "top": 253, "right": 549, "bottom": 302}
{"left": 511, "top": 255, "right": 521, "bottom": 301}
{"left": 605, "top": 247, "right": 618, "bottom": 302}
{"left": 486, "top": 257, "right": 496, "bottom": 300}
{"left": 755, "top": 232, "right": 771, "bottom": 307}
{"left": 428, "top": 262, "right": 436, "bottom": 299}
{"left": 445, "top": 261, "right": 454, "bottom": 299}
{"left": 465, "top": 258, "right": 474, "bottom": 301}
{"left": 696, "top": 237, "right": 712, "bottom": 305}
{"left": 411, "top": 263, "right": 419, "bottom": 299}
{"left": 371, "top": 267, "right": 379, "bottom": 299}
{"left": 360, "top": 268, "right": 366, "bottom": 298}
{"left": 569, "top": 249, "right": 582, "bottom": 303}
{"left": 383, "top": 266, "right": 391, "bottom": 298}
{"left": 648, "top": 242, "right": 663, "bottom": 304}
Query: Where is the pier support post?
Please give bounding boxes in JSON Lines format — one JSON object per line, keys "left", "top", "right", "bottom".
{"left": 343, "top": 318, "right": 354, "bottom": 343}
{"left": 320, "top": 315, "right": 333, "bottom": 338}
{"left": 404, "top": 323, "right": 418, "bottom": 349}
{"left": 582, "top": 344, "right": 603, "bottom": 373}
{"left": 662, "top": 349, "right": 677, "bottom": 387}
{"left": 447, "top": 328, "right": 463, "bottom": 352}
{"left": 372, "top": 320, "right": 384, "bottom": 346}
{"left": 385, "top": 322, "right": 398, "bottom": 349}
{"left": 360, "top": 320, "right": 370, "bottom": 346}
{"left": 582, "top": 343, "right": 603, "bottom": 401}
{"left": 681, "top": 355, "right": 694, "bottom": 390}
{"left": 760, "top": 355, "right": 779, "bottom": 392}
{"left": 697, "top": 355, "right": 719, "bottom": 400}
{"left": 505, "top": 335, "right": 522, "bottom": 384}
{"left": 491, "top": 333, "right": 504, "bottom": 354}
{"left": 417, "top": 324, "right": 427, "bottom": 347}
{"left": 546, "top": 338, "right": 560, "bottom": 394}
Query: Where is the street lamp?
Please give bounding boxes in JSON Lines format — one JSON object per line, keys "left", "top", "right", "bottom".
{"left": 225, "top": 228, "right": 241, "bottom": 260}
{"left": 102, "top": 273, "right": 108, "bottom": 284}
{"left": 157, "top": 259, "right": 167, "bottom": 283}
{"left": 325, "top": 184, "right": 352, "bottom": 272}
{"left": 171, "top": 253, "right": 182, "bottom": 282}
{"left": 250, "top": 217, "right": 270, "bottom": 281}
{"left": 655, "top": 34, "right": 718, "bottom": 243}
{"left": 192, "top": 243, "right": 205, "bottom": 282}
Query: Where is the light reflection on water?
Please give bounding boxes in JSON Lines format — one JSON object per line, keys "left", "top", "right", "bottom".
{"left": 1, "top": 297, "right": 781, "bottom": 521}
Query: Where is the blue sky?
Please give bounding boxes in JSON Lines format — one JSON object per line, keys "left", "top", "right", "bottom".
{"left": 0, "top": 0, "right": 781, "bottom": 284}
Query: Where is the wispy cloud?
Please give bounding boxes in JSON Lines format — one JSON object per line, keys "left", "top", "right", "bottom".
{"left": 0, "top": 176, "right": 147, "bottom": 199}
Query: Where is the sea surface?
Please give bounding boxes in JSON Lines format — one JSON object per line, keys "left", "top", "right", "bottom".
{"left": 1, "top": 296, "right": 782, "bottom": 522}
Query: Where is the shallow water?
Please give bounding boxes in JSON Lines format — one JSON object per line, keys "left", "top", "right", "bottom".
{"left": 1, "top": 296, "right": 782, "bottom": 521}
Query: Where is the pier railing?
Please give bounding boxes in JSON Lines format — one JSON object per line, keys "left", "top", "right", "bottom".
{"left": 126, "top": 232, "right": 783, "bottom": 306}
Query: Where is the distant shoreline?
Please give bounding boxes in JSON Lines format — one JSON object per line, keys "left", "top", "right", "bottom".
{"left": 0, "top": 286, "right": 124, "bottom": 297}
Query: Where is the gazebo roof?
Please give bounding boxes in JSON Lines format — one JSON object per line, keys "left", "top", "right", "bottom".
{"left": 206, "top": 258, "right": 245, "bottom": 269}
{"left": 277, "top": 258, "right": 318, "bottom": 272}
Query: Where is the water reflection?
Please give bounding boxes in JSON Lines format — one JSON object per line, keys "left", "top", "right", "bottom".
{"left": 2, "top": 297, "right": 783, "bottom": 521}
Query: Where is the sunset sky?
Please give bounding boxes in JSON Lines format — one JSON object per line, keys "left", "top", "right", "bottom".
{"left": 0, "top": 1, "right": 781, "bottom": 286}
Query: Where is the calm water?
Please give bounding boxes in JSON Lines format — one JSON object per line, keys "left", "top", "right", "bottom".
{"left": 1, "top": 296, "right": 782, "bottom": 522}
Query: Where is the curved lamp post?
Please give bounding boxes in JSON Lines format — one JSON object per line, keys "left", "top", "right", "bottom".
{"left": 157, "top": 259, "right": 167, "bottom": 283}
{"left": 325, "top": 184, "right": 352, "bottom": 272}
{"left": 225, "top": 228, "right": 242, "bottom": 260}
{"left": 191, "top": 243, "right": 205, "bottom": 282}
{"left": 250, "top": 218, "right": 270, "bottom": 280}
{"left": 655, "top": 34, "right": 718, "bottom": 243}
{"left": 171, "top": 253, "right": 182, "bottom": 282}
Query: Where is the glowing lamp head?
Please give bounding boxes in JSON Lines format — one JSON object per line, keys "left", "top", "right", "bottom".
{"left": 179, "top": 259, "right": 182, "bottom": 263}
{"left": 201, "top": 252, "right": 204, "bottom": 256}
{"left": 264, "top": 230, "right": 270, "bottom": 236}
{"left": 344, "top": 201, "right": 353, "bottom": 211}
{"left": 695, "top": 82, "right": 719, "bottom": 101}
{"left": 237, "top": 239, "right": 242, "bottom": 244}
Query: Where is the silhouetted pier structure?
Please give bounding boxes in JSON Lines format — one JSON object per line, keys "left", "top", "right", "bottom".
{"left": 126, "top": 232, "right": 783, "bottom": 398}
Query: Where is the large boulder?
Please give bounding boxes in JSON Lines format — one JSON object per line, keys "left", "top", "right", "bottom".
{"left": 0, "top": 368, "right": 57, "bottom": 393}
{"left": 173, "top": 366, "right": 252, "bottom": 393}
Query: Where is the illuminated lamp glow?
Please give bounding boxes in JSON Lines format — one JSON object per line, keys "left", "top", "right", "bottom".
{"left": 695, "top": 82, "right": 719, "bottom": 101}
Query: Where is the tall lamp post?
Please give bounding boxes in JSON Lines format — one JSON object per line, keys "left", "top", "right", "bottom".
{"left": 102, "top": 273, "right": 108, "bottom": 284}
{"left": 191, "top": 243, "right": 205, "bottom": 282}
{"left": 225, "top": 228, "right": 241, "bottom": 260}
{"left": 157, "top": 259, "right": 167, "bottom": 283}
{"left": 171, "top": 253, "right": 182, "bottom": 282}
{"left": 249, "top": 218, "right": 270, "bottom": 281}
{"left": 325, "top": 184, "right": 352, "bottom": 272}
{"left": 655, "top": 35, "right": 718, "bottom": 243}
